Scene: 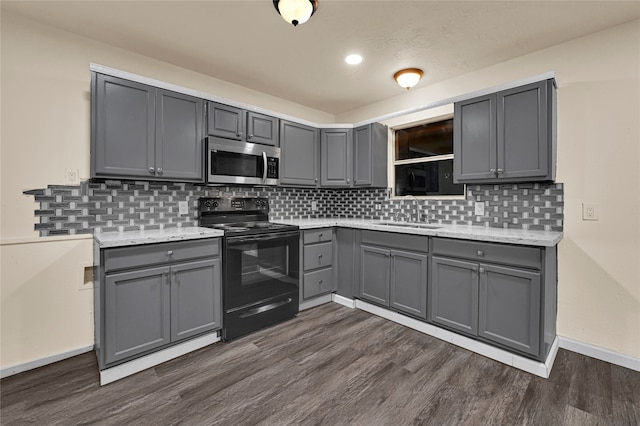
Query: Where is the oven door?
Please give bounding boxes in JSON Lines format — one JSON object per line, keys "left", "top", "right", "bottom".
{"left": 207, "top": 137, "right": 280, "bottom": 185}
{"left": 223, "top": 230, "right": 299, "bottom": 339}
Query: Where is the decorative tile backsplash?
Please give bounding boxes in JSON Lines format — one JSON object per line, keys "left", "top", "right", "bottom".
{"left": 24, "top": 180, "right": 563, "bottom": 237}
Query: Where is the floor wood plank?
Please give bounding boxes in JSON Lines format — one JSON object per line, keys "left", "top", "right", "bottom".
{"left": 2, "top": 303, "right": 639, "bottom": 425}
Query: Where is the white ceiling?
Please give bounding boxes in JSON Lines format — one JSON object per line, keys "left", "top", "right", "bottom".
{"left": 3, "top": 1, "right": 639, "bottom": 115}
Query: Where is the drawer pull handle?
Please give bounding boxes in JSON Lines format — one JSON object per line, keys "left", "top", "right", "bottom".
{"left": 167, "top": 250, "right": 173, "bottom": 256}
{"left": 479, "top": 267, "right": 485, "bottom": 273}
{"left": 318, "top": 233, "right": 323, "bottom": 238}
{"left": 318, "top": 254, "right": 323, "bottom": 258}
{"left": 477, "top": 250, "right": 484, "bottom": 257}
{"left": 318, "top": 280, "right": 323, "bottom": 285}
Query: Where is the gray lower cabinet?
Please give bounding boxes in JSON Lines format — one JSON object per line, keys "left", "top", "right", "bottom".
{"left": 453, "top": 79, "right": 556, "bottom": 184}
{"left": 359, "top": 231, "right": 428, "bottom": 319}
{"left": 96, "top": 238, "right": 222, "bottom": 369}
{"left": 92, "top": 73, "right": 204, "bottom": 182}
{"left": 280, "top": 120, "right": 320, "bottom": 187}
{"left": 301, "top": 228, "right": 335, "bottom": 301}
{"left": 430, "top": 237, "right": 554, "bottom": 360}
{"left": 335, "top": 228, "right": 358, "bottom": 298}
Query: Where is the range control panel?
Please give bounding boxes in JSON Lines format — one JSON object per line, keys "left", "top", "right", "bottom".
{"left": 198, "top": 197, "right": 269, "bottom": 213}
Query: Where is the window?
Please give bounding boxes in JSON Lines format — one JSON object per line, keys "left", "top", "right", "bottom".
{"left": 393, "top": 118, "right": 464, "bottom": 197}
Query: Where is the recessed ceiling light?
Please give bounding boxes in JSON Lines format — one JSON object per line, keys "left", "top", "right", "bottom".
{"left": 345, "top": 54, "right": 363, "bottom": 65}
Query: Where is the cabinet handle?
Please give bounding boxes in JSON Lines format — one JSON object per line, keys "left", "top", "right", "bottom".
{"left": 248, "top": 134, "right": 253, "bottom": 139}
{"left": 347, "top": 179, "right": 350, "bottom": 183}
{"left": 167, "top": 250, "right": 173, "bottom": 256}
{"left": 318, "top": 233, "right": 323, "bottom": 238}
{"left": 318, "top": 280, "right": 323, "bottom": 285}
{"left": 149, "top": 167, "right": 155, "bottom": 174}
{"left": 315, "top": 178, "right": 318, "bottom": 183}
{"left": 477, "top": 250, "right": 484, "bottom": 257}
{"left": 238, "top": 131, "right": 243, "bottom": 137}
{"left": 157, "top": 168, "right": 163, "bottom": 175}
{"left": 318, "top": 254, "right": 323, "bottom": 259}
{"left": 479, "top": 267, "right": 485, "bottom": 274}
{"left": 497, "top": 169, "right": 504, "bottom": 173}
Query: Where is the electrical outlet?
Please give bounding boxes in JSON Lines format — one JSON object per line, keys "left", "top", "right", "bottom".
{"left": 178, "top": 201, "right": 189, "bottom": 216}
{"left": 474, "top": 201, "right": 485, "bottom": 216}
{"left": 582, "top": 202, "right": 599, "bottom": 221}
{"left": 375, "top": 203, "right": 381, "bottom": 211}
{"left": 65, "top": 168, "right": 79, "bottom": 185}
{"left": 311, "top": 201, "right": 318, "bottom": 212}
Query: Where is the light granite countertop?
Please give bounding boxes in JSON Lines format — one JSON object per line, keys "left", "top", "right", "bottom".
{"left": 94, "top": 226, "right": 224, "bottom": 248}
{"left": 273, "top": 218, "right": 563, "bottom": 247}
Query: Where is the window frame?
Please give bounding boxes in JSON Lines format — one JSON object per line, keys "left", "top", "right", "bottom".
{"left": 384, "top": 105, "right": 465, "bottom": 200}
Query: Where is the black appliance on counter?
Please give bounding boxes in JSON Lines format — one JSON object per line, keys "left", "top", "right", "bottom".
{"left": 198, "top": 197, "right": 299, "bottom": 341}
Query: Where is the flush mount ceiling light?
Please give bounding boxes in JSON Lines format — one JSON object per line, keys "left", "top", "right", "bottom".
{"left": 345, "top": 54, "right": 363, "bottom": 65}
{"left": 394, "top": 68, "right": 424, "bottom": 90}
{"left": 273, "top": 0, "right": 318, "bottom": 27}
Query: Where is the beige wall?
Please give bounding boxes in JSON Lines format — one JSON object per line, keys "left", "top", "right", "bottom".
{"left": 339, "top": 20, "right": 640, "bottom": 359}
{"left": 1, "top": 11, "right": 638, "bottom": 368}
{"left": 0, "top": 11, "right": 333, "bottom": 369}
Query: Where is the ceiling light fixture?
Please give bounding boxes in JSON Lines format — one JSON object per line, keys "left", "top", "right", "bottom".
{"left": 394, "top": 68, "right": 424, "bottom": 90}
{"left": 273, "top": 0, "right": 318, "bottom": 27}
{"left": 345, "top": 54, "right": 363, "bottom": 65}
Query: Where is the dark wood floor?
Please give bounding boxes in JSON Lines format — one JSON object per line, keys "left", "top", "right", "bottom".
{"left": 1, "top": 303, "right": 639, "bottom": 425}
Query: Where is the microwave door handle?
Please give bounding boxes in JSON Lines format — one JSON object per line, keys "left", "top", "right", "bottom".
{"left": 262, "top": 152, "right": 268, "bottom": 182}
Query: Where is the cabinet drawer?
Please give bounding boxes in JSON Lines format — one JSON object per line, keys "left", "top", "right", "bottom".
{"left": 303, "top": 268, "right": 334, "bottom": 299}
{"left": 105, "top": 238, "right": 220, "bottom": 272}
{"left": 304, "top": 242, "right": 333, "bottom": 271}
{"left": 432, "top": 238, "right": 540, "bottom": 269}
{"left": 303, "top": 228, "right": 333, "bottom": 244}
{"left": 361, "top": 230, "right": 428, "bottom": 253}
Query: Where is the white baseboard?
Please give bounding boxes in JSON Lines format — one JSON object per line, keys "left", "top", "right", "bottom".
{"left": 332, "top": 294, "right": 356, "bottom": 308}
{"left": 100, "top": 333, "right": 220, "bottom": 385}
{"left": 355, "top": 300, "right": 558, "bottom": 378}
{"left": 0, "top": 345, "right": 94, "bottom": 379}
{"left": 558, "top": 336, "right": 640, "bottom": 372}
{"left": 299, "top": 293, "right": 333, "bottom": 311}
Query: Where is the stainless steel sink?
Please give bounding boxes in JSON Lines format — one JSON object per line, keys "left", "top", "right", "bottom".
{"left": 375, "top": 221, "right": 441, "bottom": 230}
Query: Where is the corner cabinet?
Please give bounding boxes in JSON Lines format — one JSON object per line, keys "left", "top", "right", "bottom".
{"left": 319, "top": 123, "right": 388, "bottom": 188}
{"left": 359, "top": 231, "right": 428, "bottom": 320}
{"left": 91, "top": 74, "right": 204, "bottom": 182}
{"left": 453, "top": 79, "right": 556, "bottom": 184}
{"left": 280, "top": 120, "right": 320, "bottom": 187}
{"left": 95, "top": 238, "right": 222, "bottom": 369}
{"left": 207, "top": 101, "right": 279, "bottom": 146}
{"left": 429, "top": 237, "right": 556, "bottom": 360}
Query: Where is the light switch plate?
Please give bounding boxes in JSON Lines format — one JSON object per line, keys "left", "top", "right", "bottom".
{"left": 178, "top": 201, "right": 189, "bottom": 216}
{"left": 474, "top": 201, "right": 485, "bottom": 216}
{"left": 65, "top": 168, "right": 79, "bottom": 185}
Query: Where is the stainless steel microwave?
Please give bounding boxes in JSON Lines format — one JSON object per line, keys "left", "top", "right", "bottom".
{"left": 207, "top": 137, "right": 280, "bottom": 185}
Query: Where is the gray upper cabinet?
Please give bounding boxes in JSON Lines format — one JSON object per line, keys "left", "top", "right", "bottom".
{"left": 280, "top": 120, "right": 320, "bottom": 187}
{"left": 353, "top": 123, "right": 388, "bottom": 187}
{"left": 319, "top": 123, "right": 388, "bottom": 188}
{"left": 207, "top": 102, "right": 279, "bottom": 146}
{"left": 320, "top": 128, "right": 352, "bottom": 187}
{"left": 207, "top": 102, "right": 244, "bottom": 140}
{"left": 92, "top": 74, "right": 204, "bottom": 182}
{"left": 454, "top": 79, "right": 556, "bottom": 184}
{"left": 246, "top": 111, "right": 279, "bottom": 146}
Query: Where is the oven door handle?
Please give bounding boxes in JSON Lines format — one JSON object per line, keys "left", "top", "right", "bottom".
{"left": 239, "top": 298, "right": 293, "bottom": 318}
{"left": 226, "top": 230, "right": 299, "bottom": 244}
{"left": 262, "top": 151, "right": 268, "bottom": 183}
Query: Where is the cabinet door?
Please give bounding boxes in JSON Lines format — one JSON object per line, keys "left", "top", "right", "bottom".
{"left": 497, "top": 81, "right": 549, "bottom": 180}
{"left": 171, "top": 258, "right": 222, "bottom": 342}
{"left": 360, "top": 245, "right": 390, "bottom": 306}
{"left": 353, "top": 125, "right": 373, "bottom": 186}
{"left": 156, "top": 90, "right": 204, "bottom": 181}
{"left": 246, "top": 111, "right": 279, "bottom": 146}
{"left": 207, "top": 102, "right": 244, "bottom": 140}
{"left": 335, "top": 228, "right": 356, "bottom": 298}
{"left": 93, "top": 74, "right": 155, "bottom": 179}
{"left": 478, "top": 263, "right": 541, "bottom": 357}
{"left": 453, "top": 94, "right": 497, "bottom": 182}
{"left": 430, "top": 256, "right": 478, "bottom": 336}
{"left": 390, "top": 250, "right": 427, "bottom": 319}
{"left": 104, "top": 266, "right": 171, "bottom": 365}
{"left": 320, "top": 128, "right": 352, "bottom": 187}
{"left": 280, "top": 120, "right": 319, "bottom": 186}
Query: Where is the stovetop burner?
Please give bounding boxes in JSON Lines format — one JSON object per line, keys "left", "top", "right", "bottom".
{"left": 198, "top": 197, "right": 298, "bottom": 237}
